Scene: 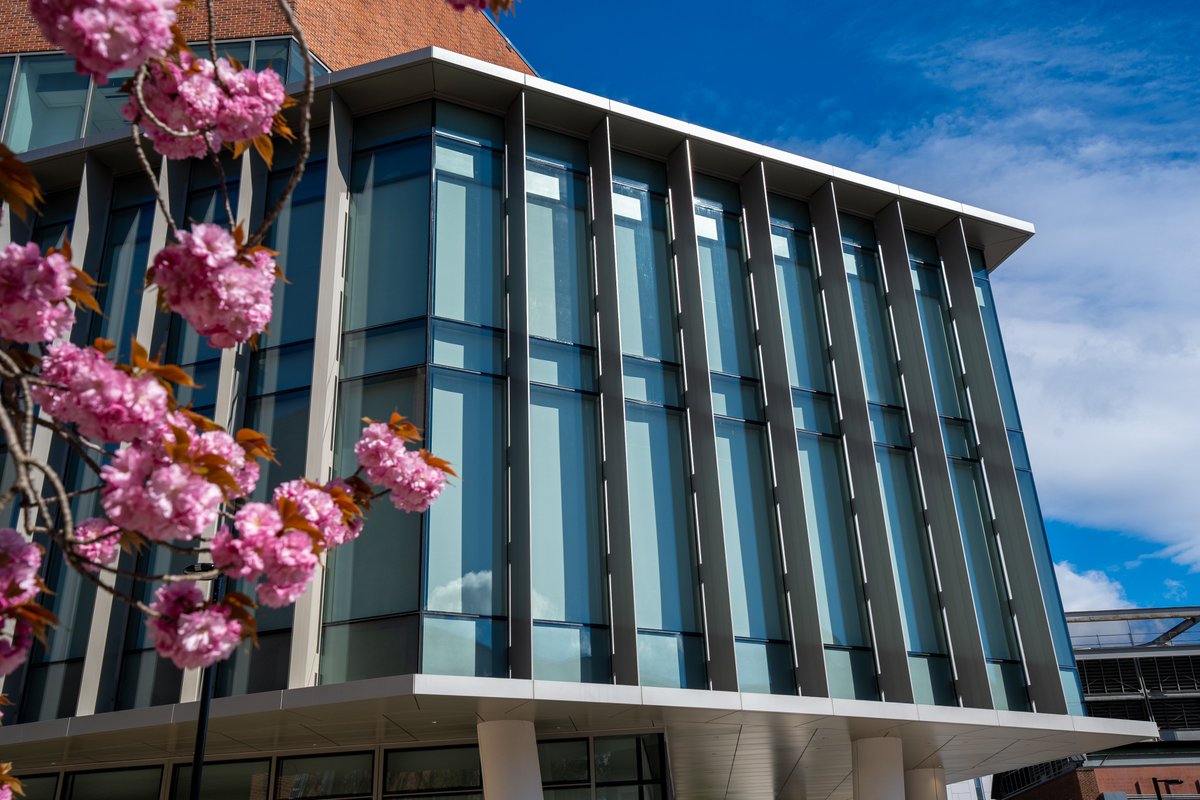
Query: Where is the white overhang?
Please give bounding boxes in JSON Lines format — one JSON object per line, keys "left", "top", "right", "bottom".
{"left": 0, "top": 675, "right": 1156, "bottom": 799}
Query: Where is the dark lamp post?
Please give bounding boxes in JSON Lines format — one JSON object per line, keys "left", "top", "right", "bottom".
{"left": 184, "top": 563, "right": 225, "bottom": 800}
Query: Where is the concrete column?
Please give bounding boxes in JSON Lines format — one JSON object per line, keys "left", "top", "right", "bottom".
{"left": 478, "top": 720, "right": 544, "bottom": 799}
{"left": 905, "top": 767, "right": 947, "bottom": 800}
{"left": 852, "top": 737, "right": 905, "bottom": 800}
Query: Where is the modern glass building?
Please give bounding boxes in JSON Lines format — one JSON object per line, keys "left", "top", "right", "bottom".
{"left": 0, "top": 47, "right": 1155, "bottom": 799}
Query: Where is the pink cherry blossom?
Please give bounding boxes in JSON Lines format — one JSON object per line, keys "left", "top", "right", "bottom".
{"left": 0, "top": 528, "right": 41, "bottom": 612}
{"left": 0, "top": 242, "right": 75, "bottom": 344}
{"left": 354, "top": 422, "right": 446, "bottom": 513}
{"left": 211, "top": 502, "right": 282, "bottom": 580}
{"left": 33, "top": 341, "right": 168, "bottom": 443}
{"left": 30, "top": 0, "right": 179, "bottom": 81}
{"left": 257, "top": 530, "right": 317, "bottom": 608}
{"left": 0, "top": 619, "right": 33, "bottom": 677}
{"left": 274, "top": 480, "right": 359, "bottom": 548}
{"left": 150, "top": 224, "right": 276, "bottom": 348}
{"left": 100, "top": 411, "right": 254, "bottom": 542}
{"left": 71, "top": 517, "right": 121, "bottom": 572}
{"left": 122, "top": 54, "right": 286, "bottom": 161}
{"left": 0, "top": 783, "right": 11, "bottom": 800}
{"left": 146, "top": 582, "right": 243, "bottom": 669}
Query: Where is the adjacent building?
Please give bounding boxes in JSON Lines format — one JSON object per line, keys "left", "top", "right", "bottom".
{"left": 994, "top": 607, "right": 1200, "bottom": 799}
{"left": 0, "top": 3, "right": 1157, "bottom": 797}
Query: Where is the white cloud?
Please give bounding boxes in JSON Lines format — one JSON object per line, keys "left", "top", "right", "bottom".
{"left": 769, "top": 19, "right": 1200, "bottom": 573}
{"left": 1163, "top": 578, "right": 1188, "bottom": 604}
{"left": 1054, "top": 562, "right": 1133, "bottom": 612}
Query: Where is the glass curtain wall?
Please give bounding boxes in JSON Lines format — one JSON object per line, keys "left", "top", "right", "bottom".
{"left": 422, "top": 103, "right": 507, "bottom": 678}
{"left": 540, "top": 734, "right": 669, "bottom": 799}
{"left": 63, "top": 767, "right": 163, "bottom": 800}
{"left": 971, "top": 248, "right": 1081, "bottom": 712}
{"left": 905, "top": 231, "right": 1026, "bottom": 710}
{"left": 2, "top": 54, "right": 88, "bottom": 152}
{"left": 769, "top": 196, "right": 877, "bottom": 701}
{"left": 525, "top": 127, "right": 609, "bottom": 683}
{"left": 322, "top": 103, "right": 431, "bottom": 684}
{"left": 216, "top": 133, "right": 328, "bottom": 696}
{"left": 385, "top": 745, "right": 483, "bottom": 798}
{"left": 170, "top": 759, "right": 271, "bottom": 799}
{"left": 840, "top": 214, "right": 953, "bottom": 704}
{"left": 694, "top": 175, "right": 793, "bottom": 695}
{"left": 612, "top": 152, "right": 704, "bottom": 689}
{"left": 26, "top": 188, "right": 77, "bottom": 250}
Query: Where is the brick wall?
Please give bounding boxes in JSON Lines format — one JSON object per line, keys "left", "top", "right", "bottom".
{"left": 0, "top": 0, "right": 532, "bottom": 73}
{"left": 1004, "top": 770, "right": 1098, "bottom": 800}
{"left": 1095, "top": 764, "right": 1200, "bottom": 796}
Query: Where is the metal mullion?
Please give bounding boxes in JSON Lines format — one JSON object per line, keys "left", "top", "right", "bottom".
{"left": 808, "top": 181, "right": 912, "bottom": 703}
{"left": 666, "top": 139, "right": 737, "bottom": 693}
{"left": 936, "top": 218, "right": 1067, "bottom": 714}
{"left": 874, "top": 201, "right": 992, "bottom": 708}
{"left": 505, "top": 91, "right": 532, "bottom": 680}
{"left": 589, "top": 116, "right": 638, "bottom": 686}
{"left": 740, "top": 162, "right": 828, "bottom": 697}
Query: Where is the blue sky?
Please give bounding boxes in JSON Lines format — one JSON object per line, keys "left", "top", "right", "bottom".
{"left": 497, "top": 0, "right": 1200, "bottom": 610}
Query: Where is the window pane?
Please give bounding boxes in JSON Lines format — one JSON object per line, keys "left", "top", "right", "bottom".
{"left": 715, "top": 419, "right": 788, "bottom": 642}
{"left": 0, "top": 57, "right": 13, "bottom": 127}
{"left": 973, "top": 251, "right": 1023, "bottom": 430}
{"left": 340, "top": 321, "right": 425, "bottom": 379}
{"left": 824, "top": 647, "right": 879, "bottom": 701}
{"left": 214, "top": 627, "right": 290, "bottom": 697}
{"left": 875, "top": 446, "right": 947, "bottom": 658}
{"left": 433, "top": 138, "right": 503, "bottom": 327}
{"left": 17, "top": 775, "right": 56, "bottom": 800}
{"left": 843, "top": 232, "right": 903, "bottom": 407}
{"left": 29, "top": 188, "right": 76, "bottom": 249}
{"left": 636, "top": 631, "right": 705, "bottom": 689}
{"left": 622, "top": 358, "right": 682, "bottom": 408}
{"left": 529, "top": 338, "right": 597, "bottom": 392}
{"left": 171, "top": 760, "right": 271, "bottom": 800}
{"left": 320, "top": 615, "right": 418, "bottom": 684}
{"left": 65, "top": 767, "right": 162, "bottom": 800}
{"left": 252, "top": 38, "right": 290, "bottom": 76}
{"left": 245, "top": 387, "right": 310, "bottom": 503}
{"left": 262, "top": 154, "right": 327, "bottom": 348}
{"left": 771, "top": 218, "right": 830, "bottom": 393}
{"left": 526, "top": 161, "right": 593, "bottom": 345}
{"left": 797, "top": 433, "right": 870, "bottom": 649}
{"left": 385, "top": 745, "right": 482, "bottom": 793}
{"left": 421, "top": 616, "right": 505, "bottom": 678}
{"left": 625, "top": 404, "right": 699, "bottom": 634}
{"left": 532, "top": 622, "right": 610, "bottom": 683}
{"left": 85, "top": 69, "right": 134, "bottom": 135}
{"left": 435, "top": 101, "right": 503, "bottom": 148}
{"left": 734, "top": 639, "right": 795, "bottom": 695}
{"left": 431, "top": 320, "right": 504, "bottom": 375}
{"left": 79, "top": 196, "right": 154, "bottom": 360}
{"left": 276, "top": 753, "right": 373, "bottom": 799}
{"left": 613, "top": 179, "right": 677, "bottom": 362}
{"left": 695, "top": 205, "right": 757, "bottom": 378}
{"left": 910, "top": 653, "right": 957, "bottom": 706}
{"left": 344, "top": 137, "right": 430, "bottom": 330}
{"left": 325, "top": 372, "right": 424, "bottom": 623}
{"left": 4, "top": 55, "right": 88, "bottom": 152}
{"left": 539, "top": 738, "right": 589, "bottom": 784}
{"left": 911, "top": 259, "right": 968, "bottom": 419}
{"left": 710, "top": 373, "right": 762, "bottom": 422}
{"left": 426, "top": 371, "right": 505, "bottom": 616}
{"left": 529, "top": 387, "right": 605, "bottom": 625}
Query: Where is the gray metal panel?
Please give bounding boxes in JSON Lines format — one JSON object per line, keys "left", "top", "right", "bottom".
{"left": 738, "top": 163, "right": 828, "bottom": 697}
{"left": 873, "top": 202, "right": 992, "bottom": 709}
{"left": 589, "top": 118, "right": 639, "bottom": 686}
{"left": 808, "top": 182, "right": 912, "bottom": 704}
{"left": 289, "top": 90, "right": 354, "bottom": 689}
{"left": 506, "top": 92, "right": 533, "bottom": 681}
{"left": 937, "top": 219, "right": 1067, "bottom": 715}
{"left": 667, "top": 140, "right": 738, "bottom": 692}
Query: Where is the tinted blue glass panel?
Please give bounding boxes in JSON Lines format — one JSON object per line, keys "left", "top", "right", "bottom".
{"left": 1018, "top": 469, "right": 1075, "bottom": 670}
{"left": 710, "top": 373, "right": 762, "bottom": 422}
{"left": 625, "top": 404, "right": 700, "bottom": 634}
{"left": 431, "top": 320, "right": 504, "bottom": 375}
{"left": 529, "top": 386, "right": 605, "bottom": 625}
{"left": 636, "top": 631, "right": 706, "bottom": 689}
{"left": 974, "top": 260, "right": 1022, "bottom": 431}
{"left": 4, "top": 55, "right": 87, "bottom": 152}
{"left": 79, "top": 195, "right": 153, "bottom": 360}
{"left": 29, "top": 188, "right": 76, "bottom": 249}
{"left": 612, "top": 151, "right": 668, "bottom": 194}
{"left": 526, "top": 127, "right": 588, "bottom": 171}
{"left": 796, "top": 432, "right": 870, "bottom": 649}
{"left": 622, "top": 357, "right": 683, "bottom": 408}
{"left": 529, "top": 338, "right": 597, "bottom": 392}
{"left": 243, "top": 385, "right": 309, "bottom": 504}
{"left": 869, "top": 404, "right": 910, "bottom": 447}
{"left": 533, "top": 623, "right": 610, "bottom": 683}
{"left": 344, "top": 136, "right": 430, "bottom": 330}
{"left": 910, "top": 653, "right": 957, "bottom": 706}
{"left": 906, "top": 229, "right": 940, "bottom": 265}
{"left": 321, "top": 615, "right": 418, "bottom": 684}
{"left": 839, "top": 214, "right": 876, "bottom": 248}
{"left": 85, "top": 69, "right": 134, "bottom": 135}
{"left": 436, "top": 101, "right": 503, "bottom": 148}
{"left": 824, "top": 647, "right": 879, "bottom": 701}
{"left": 422, "top": 616, "right": 506, "bottom": 678}
{"left": 1008, "top": 429, "right": 1031, "bottom": 470}
{"left": 844, "top": 238, "right": 903, "bottom": 407}
{"left": 0, "top": 58, "right": 13, "bottom": 127}
{"left": 353, "top": 102, "right": 432, "bottom": 150}
{"left": 434, "top": 137, "right": 503, "bottom": 327}
{"left": 942, "top": 418, "right": 975, "bottom": 459}
{"left": 613, "top": 178, "right": 677, "bottom": 363}
{"left": 526, "top": 160, "right": 593, "bottom": 346}
{"left": 792, "top": 390, "right": 838, "bottom": 435}
{"left": 696, "top": 205, "right": 757, "bottom": 378}
{"left": 262, "top": 153, "right": 326, "bottom": 348}
{"left": 715, "top": 419, "right": 788, "bottom": 641}
{"left": 249, "top": 342, "right": 313, "bottom": 396}
{"left": 735, "top": 640, "right": 795, "bottom": 695}
{"left": 427, "top": 371, "right": 505, "bottom": 617}
{"left": 692, "top": 174, "right": 741, "bottom": 211}
{"left": 340, "top": 321, "right": 425, "bottom": 379}
{"left": 911, "top": 258, "right": 968, "bottom": 419}
{"left": 987, "top": 660, "right": 1031, "bottom": 711}
{"left": 771, "top": 217, "right": 830, "bottom": 393}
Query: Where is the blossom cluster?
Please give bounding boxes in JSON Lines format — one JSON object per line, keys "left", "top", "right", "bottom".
{"left": 121, "top": 53, "right": 286, "bottom": 161}
{"left": 71, "top": 518, "right": 121, "bottom": 572}
{"left": 33, "top": 341, "right": 168, "bottom": 443}
{"left": 150, "top": 223, "right": 277, "bottom": 348}
{"left": 101, "top": 410, "right": 259, "bottom": 542}
{"left": 147, "top": 582, "right": 242, "bottom": 669}
{"left": 355, "top": 422, "right": 447, "bottom": 513}
{"left": 0, "top": 529, "right": 41, "bottom": 678}
{"left": 0, "top": 242, "right": 75, "bottom": 344}
{"left": 29, "top": 0, "right": 178, "bottom": 81}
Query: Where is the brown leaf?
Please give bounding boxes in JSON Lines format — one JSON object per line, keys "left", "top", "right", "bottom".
{"left": 419, "top": 449, "right": 457, "bottom": 478}
{"left": 0, "top": 144, "right": 43, "bottom": 221}
{"left": 251, "top": 134, "right": 274, "bottom": 168}
{"left": 236, "top": 428, "right": 279, "bottom": 463}
{"left": 70, "top": 269, "right": 103, "bottom": 314}
{"left": 93, "top": 338, "right": 117, "bottom": 355}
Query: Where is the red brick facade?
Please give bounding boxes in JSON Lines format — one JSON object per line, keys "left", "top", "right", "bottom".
{"left": 1009, "top": 765, "right": 1200, "bottom": 799}
{"left": 0, "top": 0, "right": 532, "bottom": 73}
